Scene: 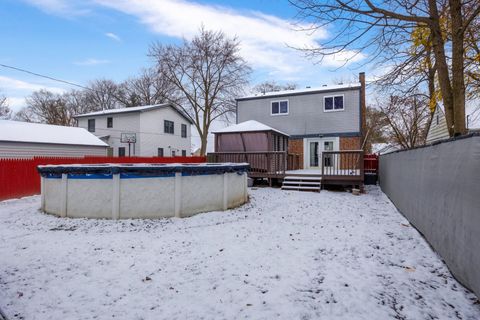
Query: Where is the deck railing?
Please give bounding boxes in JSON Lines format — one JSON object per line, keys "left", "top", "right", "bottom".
{"left": 208, "top": 151, "right": 301, "bottom": 176}
{"left": 321, "top": 150, "right": 364, "bottom": 181}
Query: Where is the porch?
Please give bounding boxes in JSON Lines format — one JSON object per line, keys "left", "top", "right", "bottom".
{"left": 207, "top": 150, "right": 364, "bottom": 189}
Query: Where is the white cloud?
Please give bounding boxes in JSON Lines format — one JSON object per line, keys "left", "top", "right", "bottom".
{"left": 6, "top": 97, "right": 27, "bottom": 112}
{"left": 74, "top": 58, "right": 111, "bottom": 66}
{"left": 23, "top": 0, "right": 366, "bottom": 80}
{"left": 0, "top": 76, "right": 67, "bottom": 112}
{"left": 0, "top": 76, "right": 65, "bottom": 94}
{"left": 21, "top": 0, "right": 89, "bottom": 15}
{"left": 105, "top": 32, "right": 121, "bottom": 42}
{"left": 93, "top": 0, "right": 332, "bottom": 71}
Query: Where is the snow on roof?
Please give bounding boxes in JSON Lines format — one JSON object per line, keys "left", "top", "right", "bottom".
{"left": 371, "top": 143, "right": 399, "bottom": 155}
{"left": 0, "top": 120, "right": 108, "bottom": 147}
{"left": 74, "top": 103, "right": 193, "bottom": 124}
{"left": 74, "top": 103, "right": 171, "bottom": 118}
{"left": 237, "top": 83, "right": 361, "bottom": 100}
{"left": 213, "top": 120, "right": 289, "bottom": 136}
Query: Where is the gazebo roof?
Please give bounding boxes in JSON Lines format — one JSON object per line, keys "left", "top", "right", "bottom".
{"left": 213, "top": 120, "right": 289, "bottom": 136}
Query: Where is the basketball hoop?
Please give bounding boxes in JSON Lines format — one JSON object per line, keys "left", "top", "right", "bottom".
{"left": 120, "top": 133, "right": 136, "bottom": 156}
{"left": 120, "top": 133, "right": 136, "bottom": 143}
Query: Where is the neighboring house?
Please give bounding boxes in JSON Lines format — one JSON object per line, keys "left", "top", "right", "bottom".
{"left": 371, "top": 143, "right": 400, "bottom": 155}
{"left": 75, "top": 104, "right": 192, "bottom": 157}
{"left": 425, "top": 105, "right": 480, "bottom": 144}
{"left": 425, "top": 105, "right": 450, "bottom": 144}
{"left": 236, "top": 73, "right": 366, "bottom": 169}
{"left": 0, "top": 120, "right": 108, "bottom": 158}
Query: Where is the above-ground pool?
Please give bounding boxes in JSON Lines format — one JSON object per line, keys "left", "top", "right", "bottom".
{"left": 37, "top": 163, "right": 249, "bottom": 219}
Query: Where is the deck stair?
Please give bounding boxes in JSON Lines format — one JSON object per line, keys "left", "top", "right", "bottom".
{"left": 281, "top": 175, "right": 322, "bottom": 192}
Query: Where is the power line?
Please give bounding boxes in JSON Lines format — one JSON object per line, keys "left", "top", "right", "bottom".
{"left": 0, "top": 63, "right": 93, "bottom": 91}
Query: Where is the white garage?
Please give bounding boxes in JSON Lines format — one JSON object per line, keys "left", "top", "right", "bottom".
{"left": 0, "top": 120, "right": 108, "bottom": 158}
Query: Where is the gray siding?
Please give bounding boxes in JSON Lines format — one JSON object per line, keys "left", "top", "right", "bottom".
{"left": 0, "top": 141, "right": 107, "bottom": 158}
{"left": 379, "top": 135, "right": 480, "bottom": 298}
{"left": 237, "top": 89, "right": 361, "bottom": 137}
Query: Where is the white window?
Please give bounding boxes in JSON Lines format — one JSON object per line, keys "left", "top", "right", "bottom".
{"left": 324, "top": 95, "right": 344, "bottom": 112}
{"left": 271, "top": 100, "right": 288, "bottom": 115}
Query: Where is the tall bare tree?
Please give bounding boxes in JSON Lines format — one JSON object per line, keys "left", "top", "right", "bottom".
{"left": 290, "top": 0, "right": 480, "bottom": 136}
{"left": 253, "top": 81, "right": 297, "bottom": 94}
{"left": 118, "top": 69, "right": 178, "bottom": 107}
{"left": 0, "top": 93, "right": 11, "bottom": 120}
{"left": 84, "top": 79, "right": 123, "bottom": 111}
{"left": 149, "top": 28, "right": 251, "bottom": 156}
{"left": 377, "top": 95, "right": 430, "bottom": 149}
{"left": 17, "top": 90, "right": 73, "bottom": 125}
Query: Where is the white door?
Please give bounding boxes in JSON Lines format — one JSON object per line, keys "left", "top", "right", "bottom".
{"left": 306, "top": 138, "right": 338, "bottom": 169}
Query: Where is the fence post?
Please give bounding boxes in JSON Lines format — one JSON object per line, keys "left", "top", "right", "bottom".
{"left": 40, "top": 176, "right": 45, "bottom": 212}
{"left": 243, "top": 172, "right": 248, "bottom": 202}
{"left": 60, "top": 174, "right": 68, "bottom": 218}
{"left": 112, "top": 174, "right": 120, "bottom": 220}
{"left": 223, "top": 173, "right": 228, "bottom": 210}
{"left": 174, "top": 172, "right": 182, "bottom": 218}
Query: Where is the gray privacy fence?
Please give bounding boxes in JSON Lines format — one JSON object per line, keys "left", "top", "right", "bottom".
{"left": 379, "top": 134, "right": 480, "bottom": 298}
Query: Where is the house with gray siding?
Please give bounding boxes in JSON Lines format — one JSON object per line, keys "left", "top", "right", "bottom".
{"left": 236, "top": 73, "right": 366, "bottom": 169}
{"left": 75, "top": 104, "right": 192, "bottom": 157}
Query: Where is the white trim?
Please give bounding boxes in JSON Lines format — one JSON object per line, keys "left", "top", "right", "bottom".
{"left": 270, "top": 99, "right": 289, "bottom": 116}
{"left": 323, "top": 94, "right": 345, "bottom": 112}
{"left": 303, "top": 137, "right": 340, "bottom": 169}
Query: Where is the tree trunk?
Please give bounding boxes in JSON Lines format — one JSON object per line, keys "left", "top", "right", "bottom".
{"left": 449, "top": 0, "right": 467, "bottom": 135}
{"left": 199, "top": 133, "right": 208, "bottom": 156}
{"left": 428, "top": 0, "right": 454, "bottom": 136}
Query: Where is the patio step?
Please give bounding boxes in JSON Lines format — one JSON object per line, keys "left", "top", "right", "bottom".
{"left": 281, "top": 175, "right": 321, "bottom": 192}
{"left": 283, "top": 175, "right": 322, "bottom": 181}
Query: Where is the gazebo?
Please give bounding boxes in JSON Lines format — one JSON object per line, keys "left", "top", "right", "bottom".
{"left": 210, "top": 120, "right": 300, "bottom": 181}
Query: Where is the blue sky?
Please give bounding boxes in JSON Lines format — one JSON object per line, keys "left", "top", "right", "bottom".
{"left": 0, "top": 0, "right": 370, "bottom": 112}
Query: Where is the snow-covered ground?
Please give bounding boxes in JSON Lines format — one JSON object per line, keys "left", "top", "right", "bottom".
{"left": 0, "top": 186, "right": 479, "bottom": 320}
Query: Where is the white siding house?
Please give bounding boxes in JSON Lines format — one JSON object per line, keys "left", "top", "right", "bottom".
{"left": 75, "top": 104, "right": 192, "bottom": 157}
{"left": 426, "top": 105, "right": 450, "bottom": 144}
{"left": 0, "top": 120, "right": 108, "bottom": 158}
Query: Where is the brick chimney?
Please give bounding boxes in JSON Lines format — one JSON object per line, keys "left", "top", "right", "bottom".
{"left": 359, "top": 72, "right": 367, "bottom": 150}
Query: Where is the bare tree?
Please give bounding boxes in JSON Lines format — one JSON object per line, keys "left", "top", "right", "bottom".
{"left": 252, "top": 81, "right": 297, "bottom": 94}
{"left": 118, "top": 69, "right": 179, "bottom": 107}
{"left": 364, "top": 106, "right": 388, "bottom": 152}
{"left": 17, "top": 90, "right": 73, "bottom": 126}
{"left": 290, "top": 0, "right": 480, "bottom": 136}
{"left": 149, "top": 27, "right": 251, "bottom": 156}
{"left": 84, "top": 79, "right": 123, "bottom": 111}
{"left": 376, "top": 95, "right": 430, "bottom": 149}
{"left": 0, "top": 93, "right": 11, "bottom": 120}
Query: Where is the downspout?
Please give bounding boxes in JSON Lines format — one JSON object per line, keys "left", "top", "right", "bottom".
{"left": 359, "top": 72, "right": 367, "bottom": 150}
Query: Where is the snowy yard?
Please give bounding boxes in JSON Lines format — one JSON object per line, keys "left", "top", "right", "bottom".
{"left": 0, "top": 186, "right": 479, "bottom": 320}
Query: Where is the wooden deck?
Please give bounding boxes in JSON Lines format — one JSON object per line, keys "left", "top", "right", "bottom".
{"left": 208, "top": 150, "right": 364, "bottom": 187}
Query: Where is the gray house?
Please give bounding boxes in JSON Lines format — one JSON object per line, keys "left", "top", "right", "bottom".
{"left": 236, "top": 73, "right": 366, "bottom": 169}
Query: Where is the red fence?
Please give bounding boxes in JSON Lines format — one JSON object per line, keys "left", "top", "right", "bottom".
{"left": 364, "top": 154, "right": 379, "bottom": 174}
{"left": 0, "top": 156, "right": 206, "bottom": 201}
